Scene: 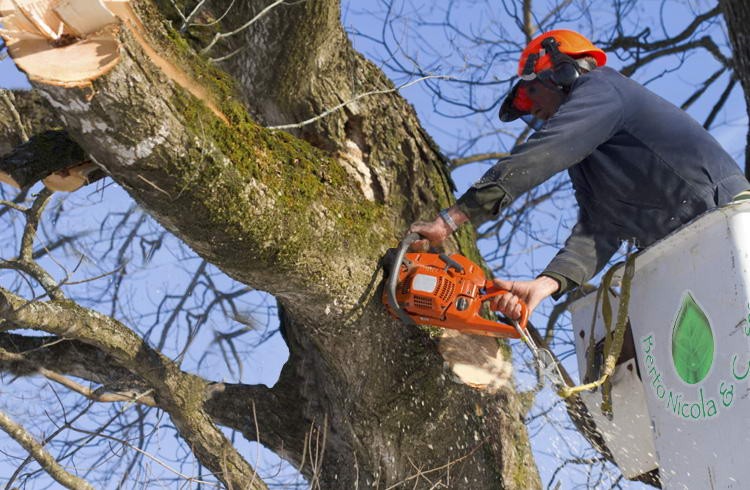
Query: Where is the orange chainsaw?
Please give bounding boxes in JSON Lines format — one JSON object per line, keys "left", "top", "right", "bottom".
{"left": 383, "top": 233, "right": 529, "bottom": 338}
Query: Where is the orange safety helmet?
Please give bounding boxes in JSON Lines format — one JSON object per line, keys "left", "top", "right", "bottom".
{"left": 499, "top": 29, "right": 607, "bottom": 124}
{"left": 517, "top": 29, "right": 606, "bottom": 79}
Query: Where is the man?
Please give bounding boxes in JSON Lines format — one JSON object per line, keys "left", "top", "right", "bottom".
{"left": 411, "top": 29, "right": 750, "bottom": 320}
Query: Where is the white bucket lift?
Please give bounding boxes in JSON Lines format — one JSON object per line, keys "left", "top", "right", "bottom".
{"left": 569, "top": 201, "right": 750, "bottom": 489}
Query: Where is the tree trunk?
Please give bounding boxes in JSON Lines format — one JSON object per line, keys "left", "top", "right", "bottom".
{"left": 720, "top": 0, "right": 750, "bottom": 178}
{"left": 0, "top": 0, "right": 539, "bottom": 487}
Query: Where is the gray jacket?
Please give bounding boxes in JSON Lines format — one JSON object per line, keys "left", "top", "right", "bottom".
{"left": 456, "top": 67, "right": 749, "bottom": 292}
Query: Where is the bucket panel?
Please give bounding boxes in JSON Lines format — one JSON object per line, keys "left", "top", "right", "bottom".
{"left": 570, "top": 203, "right": 750, "bottom": 488}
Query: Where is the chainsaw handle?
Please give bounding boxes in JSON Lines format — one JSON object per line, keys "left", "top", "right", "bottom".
{"left": 386, "top": 233, "right": 421, "bottom": 326}
{"left": 438, "top": 253, "right": 464, "bottom": 273}
{"left": 480, "top": 288, "right": 529, "bottom": 331}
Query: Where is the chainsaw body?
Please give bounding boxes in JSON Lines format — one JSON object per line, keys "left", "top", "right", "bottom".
{"left": 383, "top": 233, "right": 528, "bottom": 338}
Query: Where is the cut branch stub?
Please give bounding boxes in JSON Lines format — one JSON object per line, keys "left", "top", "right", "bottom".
{"left": 1, "top": 0, "right": 229, "bottom": 120}
{"left": 0, "top": 0, "right": 124, "bottom": 87}
{"left": 0, "top": 130, "right": 102, "bottom": 190}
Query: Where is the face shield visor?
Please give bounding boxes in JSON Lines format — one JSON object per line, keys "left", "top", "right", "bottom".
{"left": 498, "top": 71, "right": 562, "bottom": 131}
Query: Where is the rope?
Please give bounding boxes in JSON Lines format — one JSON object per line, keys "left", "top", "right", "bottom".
{"left": 557, "top": 248, "right": 636, "bottom": 418}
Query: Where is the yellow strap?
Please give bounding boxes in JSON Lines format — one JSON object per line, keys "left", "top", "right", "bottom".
{"left": 558, "top": 249, "right": 636, "bottom": 407}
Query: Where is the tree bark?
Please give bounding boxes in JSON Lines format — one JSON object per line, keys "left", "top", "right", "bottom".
{"left": 0, "top": 0, "right": 540, "bottom": 488}
{"left": 720, "top": 0, "right": 750, "bottom": 178}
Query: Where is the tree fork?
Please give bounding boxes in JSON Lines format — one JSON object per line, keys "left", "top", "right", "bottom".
{"left": 1, "top": 0, "right": 540, "bottom": 487}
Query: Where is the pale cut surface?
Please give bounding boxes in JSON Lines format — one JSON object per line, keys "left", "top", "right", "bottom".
{"left": 0, "top": 0, "right": 123, "bottom": 87}
{"left": 6, "top": 30, "right": 120, "bottom": 87}
{"left": 438, "top": 329, "right": 513, "bottom": 392}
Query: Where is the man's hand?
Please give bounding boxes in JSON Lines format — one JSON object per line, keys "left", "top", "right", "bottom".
{"left": 408, "top": 206, "right": 469, "bottom": 251}
{"left": 488, "top": 276, "right": 560, "bottom": 320}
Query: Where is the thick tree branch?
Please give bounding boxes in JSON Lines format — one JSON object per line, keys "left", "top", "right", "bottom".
{"left": 0, "top": 0, "right": 540, "bottom": 487}
{"left": 0, "top": 289, "right": 266, "bottom": 489}
{"left": 719, "top": 0, "right": 750, "bottom": 177}
{"left": 0, "top": 131, "right": 94, "bottom": 189}
{"left": 0, "top": 331, "right": 310, "bottom": 472}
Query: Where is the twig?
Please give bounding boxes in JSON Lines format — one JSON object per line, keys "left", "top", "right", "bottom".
{"left": 0, "top": 408, "right": 95, "bottom": 490}
{"left": 68, "top": 426, "right": 220, "bottom": 486}
{"left": 703, "top": 75, "right": 737, "bottom": 130}
{"left": 57, "top": 263, "right": 125, "bottom": 287}
{"left": 191, "top": 0, "right": 237, "bottom": 29}
{"left": 209, "top": 44, "right": 246, "bottom": 63}
{"left": 451, "top": 152, "right": 509, "bottom": 168}
{"left": 201, "top": 0, "right": 287, "bottom": 54}
{"left": 384, "top": 442, "right": 484, "bottom": 490}
{"left": 0, "top": 90, "right": 29, "bottom": 142}
{"left": 180, "top": 0, "right": 207, "bottom": 32}
{"left": 166, "top": 0, "right": 188, "bottom": 23}
{"left": 4, "top": 400, "right": 93, "bottom": 490}
{"left": 268, "top": 76, "right": 451, "bottom": 131}
{"left": 39, "top": 368, "right": 158, "bottom": 407}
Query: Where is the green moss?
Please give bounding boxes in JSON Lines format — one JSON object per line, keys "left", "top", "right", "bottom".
{"left": 143, "top": 19, "right": 386, "bottom": 274}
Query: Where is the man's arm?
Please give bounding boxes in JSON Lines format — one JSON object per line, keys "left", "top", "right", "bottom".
{"left": 541, "top": 208, "right": 621, "bottom": 295}
{"left": 456, "top": 71, "right": 625, "bottom": 228}
{"left": 487, "top": 209, "right": 620, "bottom": 319}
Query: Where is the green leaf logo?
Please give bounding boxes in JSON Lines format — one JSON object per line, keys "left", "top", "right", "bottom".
{"left": 672, "top": 292, "right": 714, "bottom": 384}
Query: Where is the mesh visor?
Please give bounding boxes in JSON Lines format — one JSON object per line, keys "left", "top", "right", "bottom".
{"left": 499, "top": 73, "right": 559, "bottom": 130}
{"left": 499, "top": 80, "right": 531, "bottom": 122}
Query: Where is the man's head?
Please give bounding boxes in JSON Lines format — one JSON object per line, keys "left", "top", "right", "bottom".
{"left": 500, "top": 30, "right": 606, "bottom": 126}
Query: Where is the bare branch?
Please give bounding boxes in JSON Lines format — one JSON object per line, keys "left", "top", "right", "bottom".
{"left": 681, "top": 67, "right": 726, "bottom": 111}
{"left": 201, "top": 0, "right": 287, "bottom": 54}
{"left": 704, "top": 76, "right": 738, "bottom": 129}
{"left": 268, "top": 75, "right": 451, "bottom": 130}
{"left": 0, "top": 289, "right": 267, "bottom": 489}
{"left": 451, "top": 152, "right": 509, "bottom": 168}
{"left": 181, "top": 0, "right": 207, "bottom": 31}
{"left": 0, "top": 408, "right": 95, "bottom": 490}
{"left": 604, "top": 5, "right": 721, "bottom": 53}
{"left": 39, "top": 368, "right": 158, "bottom": 407}
{"left": 0, "top": 90, "right": 28, "bottom": 143}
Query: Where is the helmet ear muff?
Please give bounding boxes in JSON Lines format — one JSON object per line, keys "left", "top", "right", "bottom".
{"left": 540, "top": 37, "right": 580, "bottom": 91}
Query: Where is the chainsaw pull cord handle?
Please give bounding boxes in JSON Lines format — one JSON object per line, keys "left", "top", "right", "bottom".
{"left": 386, "top": 232, "right": 421, "bottom": 326}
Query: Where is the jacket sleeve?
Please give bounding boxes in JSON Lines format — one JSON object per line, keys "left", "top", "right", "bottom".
{"left": 456, "top": 71, "right": 625, "bottom": 227}
{"left": 541, "top": 206, "right": 621, "bottom": 294}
